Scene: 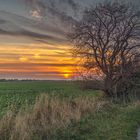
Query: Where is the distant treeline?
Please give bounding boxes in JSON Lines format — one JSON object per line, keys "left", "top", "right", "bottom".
{"left": 0, "top": 79, "right": 73, "bottom": 82}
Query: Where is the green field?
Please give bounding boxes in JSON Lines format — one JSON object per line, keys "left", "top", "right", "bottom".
{"left": 0, "top": 81, "right": 100, "bottom": 116}
{"left": 0, "top": 81, "right": 139, "bottom": 140}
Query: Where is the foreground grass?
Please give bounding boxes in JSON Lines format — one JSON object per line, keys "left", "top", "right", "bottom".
{"left": 0, "top": 94, "right": 140, "bottom": 140}
{"left": 0, "top": 81, "right": 139, "bottom": 140}
{"left": 58, "top": 101, "right": 140, "bottom": 140}
{"left": 0, "top": 94, "right": 106, "bottom": 140}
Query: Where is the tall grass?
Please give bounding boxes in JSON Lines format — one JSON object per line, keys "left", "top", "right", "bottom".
{"left": 0, "top": 94, "right": 107, "bottom": 140}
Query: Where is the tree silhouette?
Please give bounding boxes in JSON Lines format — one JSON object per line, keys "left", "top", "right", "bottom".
{"left": 70, "top": 1, "right": 140, "bottom": 97}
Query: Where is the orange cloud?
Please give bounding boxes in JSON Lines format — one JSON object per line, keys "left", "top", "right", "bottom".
{"left": 0, "top": 43, "right": 79, "bottom": 79}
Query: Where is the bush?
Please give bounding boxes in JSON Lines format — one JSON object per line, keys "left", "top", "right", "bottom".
{"left": 112, "top": 69, "right": 140, "bottom": 102}
{"left": 78, "top": 80, "right": 103, "bottom": 90}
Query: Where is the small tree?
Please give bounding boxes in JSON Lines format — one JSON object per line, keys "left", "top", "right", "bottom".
{"left": 70, "top": 1, "right": 140, "bottom": 98}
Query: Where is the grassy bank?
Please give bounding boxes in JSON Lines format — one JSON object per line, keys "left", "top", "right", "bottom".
{"left": 0, "top": 81, "right": 139, "bottom": 140}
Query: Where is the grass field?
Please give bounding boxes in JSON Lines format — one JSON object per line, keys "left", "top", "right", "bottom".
{"left": 0, "top": 81, "right": 100, "bottom": 116}
{"left": 0, "top": 81, "right": 139, "bottom": 140}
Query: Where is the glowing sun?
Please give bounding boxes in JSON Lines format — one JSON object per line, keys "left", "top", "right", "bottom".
{"left": 63, "top": 73, "right": 70, "bottom": 78}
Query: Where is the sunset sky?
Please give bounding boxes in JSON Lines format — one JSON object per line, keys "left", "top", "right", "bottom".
{"left": 0, "top": 0, "right": 139, "bottom": 80}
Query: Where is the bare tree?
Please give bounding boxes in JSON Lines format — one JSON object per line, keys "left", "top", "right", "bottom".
{"left": 69, "top": 1, "right": 140, "bottom": 97}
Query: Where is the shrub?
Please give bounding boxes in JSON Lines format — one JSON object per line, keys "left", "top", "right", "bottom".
{"left": 78, "top": 80, "right": 103, "bottom": 90}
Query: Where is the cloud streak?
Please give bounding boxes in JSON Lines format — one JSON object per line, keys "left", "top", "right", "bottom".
{"left": 0, "top": 10, "right": 69, "bottom": 45}
{"left": 0, "top": 19, "right": 7, "bottom": 24}
{"left": 0, "top": 27, "right": 67, "bottom": 44}
{"left": 0, "top": 0, "right": 84, "bottom": 79}
{"left": 23, "top": 0, "right": 79, "bottom": 25}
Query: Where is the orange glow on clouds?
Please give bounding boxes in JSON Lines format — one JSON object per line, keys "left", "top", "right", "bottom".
{"left": 19, "top": 56, "right": 28, "bottom": 62}
{"left": 0, "top": 43, "right": 78, "bottom": 79}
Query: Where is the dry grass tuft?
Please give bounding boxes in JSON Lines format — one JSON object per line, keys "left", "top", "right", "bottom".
{"left": 133, "top": 100, "right": 140, "bottom": 107}
{"left": 0, "top": 111, "right": 15, "bottom": 140}
{"left": 0, "top": 94, "right": 108, "bottom": 140}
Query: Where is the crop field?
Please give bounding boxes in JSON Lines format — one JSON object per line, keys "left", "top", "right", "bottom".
{"left": 0, "top": 81, "right": 100, "bottom": 116}
{"left": 0, "top": 81, "right": 139, "bottom": 140}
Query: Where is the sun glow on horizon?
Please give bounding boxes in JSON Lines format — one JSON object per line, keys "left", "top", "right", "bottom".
{"left": 61, "top": 68, "right": 73, "bottom": 79}
{"left": 0, "top": 43, "right": 78, "bottom": 79}
{"left": 63, "top": 73, "right": 70, "bottom": 78}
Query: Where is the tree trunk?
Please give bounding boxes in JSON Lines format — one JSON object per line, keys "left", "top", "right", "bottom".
{"left": 104, "top": 76, "right": 114, "bottom": 97}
